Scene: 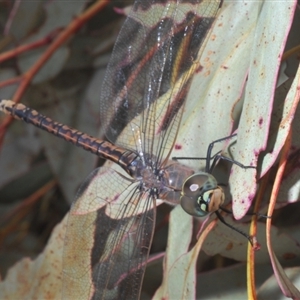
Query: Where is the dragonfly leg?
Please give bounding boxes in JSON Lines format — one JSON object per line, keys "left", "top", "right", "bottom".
{"left": 219, "top": 206, "right": 271, "bottom": 220}
{"left": 215, "top": 210, "right": 253, "bottom": 246}
{"left": 208, "top": 153, "right": 255, "bottom": 173}
{"left": 172, "top": 133, "right": 255, "bottom": 173}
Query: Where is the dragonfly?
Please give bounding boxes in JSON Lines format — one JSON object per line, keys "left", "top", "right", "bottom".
{"left": 0, "top": 0, "right": 256, "bottom": 298}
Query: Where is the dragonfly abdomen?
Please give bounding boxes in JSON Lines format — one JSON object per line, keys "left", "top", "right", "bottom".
{"left": 0, "top": 99, "right": 138, "bottom": 174}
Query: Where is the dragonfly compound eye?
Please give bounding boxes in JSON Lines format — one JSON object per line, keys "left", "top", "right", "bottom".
{"left": 180, "top": 172, "right": 225, "bottom": 217}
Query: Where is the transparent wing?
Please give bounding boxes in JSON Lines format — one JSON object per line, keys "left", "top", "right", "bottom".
{"left": 63, "top": 1, "right": 222, "bottom": 298}
{"left": 100, "top": 0, "right": 221, "bottom": 165}
{"left": 62, "top": 167, "right": 155, "bottom": 299}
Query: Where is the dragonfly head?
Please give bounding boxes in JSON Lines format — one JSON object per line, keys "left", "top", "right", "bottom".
{"left": 180, "top": 172, "right": 225, "bottom": 217}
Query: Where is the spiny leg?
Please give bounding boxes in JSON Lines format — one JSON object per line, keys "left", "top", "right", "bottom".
{"left": 172, "top": 133, "right": 255, "bottom": 173}
{"left": 219, "top": 206, "right": 270, "bottom": 219}
{"left": 215, "top": 210, "right": 253, "bottom": 246}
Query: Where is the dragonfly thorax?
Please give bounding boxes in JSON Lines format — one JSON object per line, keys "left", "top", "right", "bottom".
{"left": 157, "top": 162, "right": 195, "bottom": 206}
{"left": 140, "top": 167, "right": 161, "bottom": 193}
{"left": 129, "top": 154, "right": 163, "bottom": 194}
{"left": 180, "top": 172, "right": 225, "bottom": 217}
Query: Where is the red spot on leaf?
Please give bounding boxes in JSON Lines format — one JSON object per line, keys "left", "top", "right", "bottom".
{"left": 174, "top": 144, "right": 182, "bottom": 150}
{"left": 283, "top": 253, "right": 296, "bottom": 260}
{"left": 252, "top": 236, "right": 261, "bottom": 251}
{"left": 196, "top": 65, "right": 203, "bottom": 73}
{"left": 226, "top": 242, "right": 233, "bottom": 250}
